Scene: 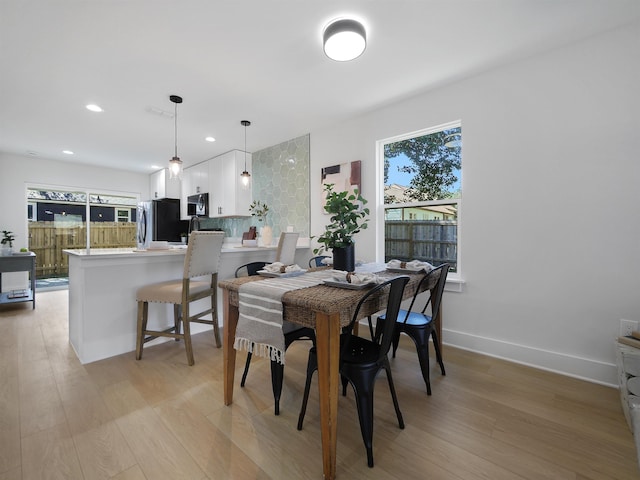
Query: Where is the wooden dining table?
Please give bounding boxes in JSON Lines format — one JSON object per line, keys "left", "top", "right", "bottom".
{"left": 218, "top": 264, "right": 442, "bottom": 479}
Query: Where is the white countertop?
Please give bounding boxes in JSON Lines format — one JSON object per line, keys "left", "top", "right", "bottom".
{"left": 63, "top": 245, "right": 276, "bottom": 258}
{"left": 63, "top": 238, "right": 310, "bottom": 259}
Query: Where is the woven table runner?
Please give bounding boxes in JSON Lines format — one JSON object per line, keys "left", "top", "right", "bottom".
{"left": 234, "top": 270, "right": 331, "bottom": 365}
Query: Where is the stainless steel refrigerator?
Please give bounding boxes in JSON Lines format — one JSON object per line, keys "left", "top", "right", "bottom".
{"left": 136, "top": 198, "right": 183, "bottom": 249}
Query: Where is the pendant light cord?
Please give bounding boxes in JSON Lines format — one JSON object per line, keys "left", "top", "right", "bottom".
{"left": 174, "top": 101, "right": 178, "bottom": 158}
{"left": 239, "top": 120, "right": 251, "bottom": 184}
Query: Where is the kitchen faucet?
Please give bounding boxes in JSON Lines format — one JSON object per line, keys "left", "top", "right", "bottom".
{"left": 188, "top": 215, "right": 201, "bottom": 235}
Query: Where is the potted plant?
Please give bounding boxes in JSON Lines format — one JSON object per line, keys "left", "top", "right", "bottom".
{"left": 180, "top": 232, "right": 188, "bottom": 245}
{"left": 1, "top": 230, "right": 16, "bottom": 256}
{"left": 249, "top": 200, "right": 272, "bottom": 246}
{"left": 314, "top": 183, "right": 369, "bottom": 272}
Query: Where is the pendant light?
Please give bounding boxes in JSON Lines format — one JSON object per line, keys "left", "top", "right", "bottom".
{"left": 240, "top": 120, "right": 251, "bottom": 188}
{"left": 168, "top": 95, "right": 183, "bottom": 179}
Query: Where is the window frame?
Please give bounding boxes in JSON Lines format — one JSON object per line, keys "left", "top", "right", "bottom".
{"left": 376, "top": 120, "right": 463, "bottom": 284}
{"left": 26, "top": 182, "right": 140, "bottom": 251}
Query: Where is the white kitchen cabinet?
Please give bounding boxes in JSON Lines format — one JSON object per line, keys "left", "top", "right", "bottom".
{"left": 184, "top": 161, "right": 209, "bottom": 196}
{"left": 180, "top": 161, "right": 209, "bottom": 219}
{"left": 150, "top": 168, "right": 180, "bottom": 199}
{"left": 209, "top": 150, "right": 252, "bottom": 217}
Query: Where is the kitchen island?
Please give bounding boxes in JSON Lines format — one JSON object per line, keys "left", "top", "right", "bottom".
{"left": 64, "top": 241, "right": 310, "bottom": 364}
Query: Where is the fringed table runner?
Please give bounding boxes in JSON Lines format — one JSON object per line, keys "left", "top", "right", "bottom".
{"left": 234, "top": 270, "right": 331, "bottom": 365}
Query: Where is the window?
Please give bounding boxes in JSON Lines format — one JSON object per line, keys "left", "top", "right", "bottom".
{"left": 27, "top": 187, "right": 138, "bottom": 282}
{"left": 117, "top": 208, "right": 131, "bottom": 222}
{"left": 379, "top": 121, "right": 461, "bottom": 276}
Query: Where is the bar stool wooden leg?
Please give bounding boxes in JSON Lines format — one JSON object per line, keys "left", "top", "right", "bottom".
{"left": 173, "top": 304, "right": 181, "bottom": 341}
{"left": 212, "top": 290, "right": 221, "bottom": 348}
{"left": 211, "top": 311, "right": 222, "bottom": 348}
{"left": 136, "top": 301, "right": 148, "bottom": 360}
{"left": 182, "top": 301, "right": 194, "bottom": 366}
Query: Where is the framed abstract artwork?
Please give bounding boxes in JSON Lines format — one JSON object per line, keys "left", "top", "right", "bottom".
{"left": 320, "top": 160, "right": 361, "bottom": 214}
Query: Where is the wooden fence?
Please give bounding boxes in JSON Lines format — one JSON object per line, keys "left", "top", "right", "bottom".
{"left": 29, "top": 221, "right": 136, "bottom": 278}
{"left": 385, "top": 220, "right": 457, "bottom": 271}
{"left": 28, "top": 219, "right": 456, "bottom": 278}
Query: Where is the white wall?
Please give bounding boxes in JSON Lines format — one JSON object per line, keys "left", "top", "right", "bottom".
{"left": 0, "top": 153, "right": 150, "bottom": 289}
{"left": 310, "top": 22, "right": 640, "bottom": 385}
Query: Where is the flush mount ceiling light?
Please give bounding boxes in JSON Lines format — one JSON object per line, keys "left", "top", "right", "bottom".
{"left": 86, "top": 104, "right": 103, "bottom": 112}
{"left": 323, "top": 18, "right": 366, "bottom": 61}
{"left": 240, "top": 120, "right": 251, "bottom": 189}
{"left": 168, "top": 95, "right": 183, "bottom": 180}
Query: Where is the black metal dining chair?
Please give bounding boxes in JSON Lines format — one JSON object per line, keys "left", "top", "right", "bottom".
{"left": 376, "top": 263, "right": 449, "bottom": 395}
{"left": 234, "top": 261, "right": 267, "bottom": 278}
{"left": 308, "top": 255, "right": 330, "bottom": 268}
{"left": 297, "top": 275, "right": 410, "bottom": 467}
{"left": 235, "top": 261, "right": 316, "bottom": 415}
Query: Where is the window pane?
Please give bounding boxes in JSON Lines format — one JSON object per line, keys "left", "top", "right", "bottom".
{"left": 27, "top": 188, "right": 87, "bottom": 283}
{"left": 384, "top": 126, "right": 461, "bottom": 203}
{"left": 27, "top": 189, "right": 138, "bottom": 288}
{"left": 382, "top": 123, "right": 461, "bottom": 274}
{"left": 384, "top": 203, "right": 458, "bottom": 272}
{"left": 89, "top": 193, "right": 137, "bottom": 249}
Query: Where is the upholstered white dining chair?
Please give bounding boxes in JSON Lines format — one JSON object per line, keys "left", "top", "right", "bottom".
{"left": 135, "top": 231, "right": 224, "bottom": 365}
{"left": 275, "top": 232, "right": 299, "bottom": 265}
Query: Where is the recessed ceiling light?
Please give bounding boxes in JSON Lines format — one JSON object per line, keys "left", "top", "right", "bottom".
{"left": 62, "top": 150, "right": 74, "bottom": 155}
{"left": 86, "top": 104, "right": 103, "bottom": 112}
{"left": 205, "top": 136, "right": 216, "bottom": 142}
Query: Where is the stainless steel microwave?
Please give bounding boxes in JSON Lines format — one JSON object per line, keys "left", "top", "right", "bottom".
{"left": 187, "top": 193, "right": 208, "bottom": 217}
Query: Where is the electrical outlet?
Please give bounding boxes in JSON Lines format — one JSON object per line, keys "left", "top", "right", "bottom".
{"left": 620, "top": 319, "right": 639, "bottom": 337}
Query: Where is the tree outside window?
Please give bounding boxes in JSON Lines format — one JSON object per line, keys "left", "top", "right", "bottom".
{"left": 384, "top": 126, "right": 461, "bottom": 204}
{"left": 381, "top": 122, "right": 461, "bottom": 273}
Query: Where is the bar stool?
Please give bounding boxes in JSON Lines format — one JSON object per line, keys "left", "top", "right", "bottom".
{"left": 135, "top": 231, "right": 224, "bottom": 365}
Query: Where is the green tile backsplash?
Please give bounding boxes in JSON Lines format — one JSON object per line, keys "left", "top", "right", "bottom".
{"left": 199, "top": 134, "right": 310, "bottom": 241}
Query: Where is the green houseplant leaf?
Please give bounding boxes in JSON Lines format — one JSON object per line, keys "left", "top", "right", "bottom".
{"left": 249, "top": 200, "right": 269, "bottom": 222}
{"left": 1, "top": 230, "right": 15, "bottom": 248}
{"left": 314, "top": 184, "right": 369, "bottom": 255}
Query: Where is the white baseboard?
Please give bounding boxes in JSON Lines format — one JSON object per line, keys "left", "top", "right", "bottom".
{"left": 444, "top": 329, "right": 618, "bottom": 388}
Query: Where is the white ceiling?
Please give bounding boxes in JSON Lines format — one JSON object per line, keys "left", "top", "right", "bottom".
{"left": 1, "top": 1, "right": 638, "bottom": 174}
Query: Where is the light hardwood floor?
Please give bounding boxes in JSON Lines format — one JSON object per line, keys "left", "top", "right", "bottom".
{"left": 0, "top": 290, "right": 637, "bottom": 479}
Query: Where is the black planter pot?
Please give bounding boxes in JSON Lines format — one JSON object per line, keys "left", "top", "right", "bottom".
{"left": 333, "top": 244, "right": 355, "bottom": 272}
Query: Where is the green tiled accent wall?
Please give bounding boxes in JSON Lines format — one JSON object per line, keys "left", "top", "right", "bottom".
{"left": 199, "top": 134, "right": 310, "bottom": 240}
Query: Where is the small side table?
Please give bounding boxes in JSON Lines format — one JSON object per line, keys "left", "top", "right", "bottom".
{"left": 0, "top": 252, "right": 36, "bottom": 309}
{"left": 616, "top": 340, "right": 640, "bottom": 468}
